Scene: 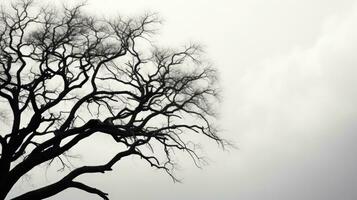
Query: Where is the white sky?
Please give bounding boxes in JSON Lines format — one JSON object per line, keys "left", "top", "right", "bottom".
{"left": 8, "top": 0, "right": 357, "bottom": 199}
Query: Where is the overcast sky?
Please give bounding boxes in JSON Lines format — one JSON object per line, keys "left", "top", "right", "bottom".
{"left": 8, "top": 0, "right": 357, "bottom": 199}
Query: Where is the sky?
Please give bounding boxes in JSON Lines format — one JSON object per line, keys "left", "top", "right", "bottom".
{"left": 7, "top": 0, "right": 357, "bottom": 199}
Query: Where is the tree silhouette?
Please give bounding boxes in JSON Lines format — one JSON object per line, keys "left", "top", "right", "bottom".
{"left": 0, "top": 1, "right": 225, "bottom": 199}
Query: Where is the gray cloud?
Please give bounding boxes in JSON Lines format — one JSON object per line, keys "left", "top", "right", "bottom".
{"left": 224, "top": 3, "right": 357, "bottom": 199}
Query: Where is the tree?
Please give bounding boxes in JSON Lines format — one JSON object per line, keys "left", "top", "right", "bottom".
{"left": 0, "top": 1, "right": 225, "bottom": 199}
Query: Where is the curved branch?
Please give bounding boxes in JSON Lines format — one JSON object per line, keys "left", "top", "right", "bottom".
{"left": 12, "top": 146, "right": 137, "bottom": 200}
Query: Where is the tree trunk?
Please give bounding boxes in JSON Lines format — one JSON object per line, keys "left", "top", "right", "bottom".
{"left": 0, "top": 175, "right": 11, "bottom": 200}
{"left": 0, "top": 159, "right": 15, "bottom": 200}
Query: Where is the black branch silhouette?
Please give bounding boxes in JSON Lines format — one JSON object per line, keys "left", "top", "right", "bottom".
{"left": 0, "top": 1, "right": 226, "bottom": 199}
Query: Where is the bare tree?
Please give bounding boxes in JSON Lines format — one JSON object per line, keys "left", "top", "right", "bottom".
{"left": 0, "top": 1, "right": 225, "bottom": 199}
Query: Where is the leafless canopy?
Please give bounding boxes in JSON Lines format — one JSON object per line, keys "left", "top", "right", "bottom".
{"left": 0, "top": 1, "right": 224, "bottom": 199}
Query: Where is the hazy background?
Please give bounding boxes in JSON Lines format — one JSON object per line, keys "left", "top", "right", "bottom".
{"left": 8, "top": 0, "right": 357, "bottom": 199}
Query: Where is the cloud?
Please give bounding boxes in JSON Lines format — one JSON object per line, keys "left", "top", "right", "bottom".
{"left": 230, "top": 3, "right": 357, "bottom": 199}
